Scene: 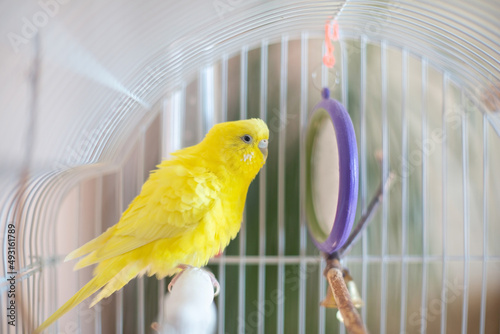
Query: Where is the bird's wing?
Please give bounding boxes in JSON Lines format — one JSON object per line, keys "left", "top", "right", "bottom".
{"left": 74, "top": 163, "right": 220, "bottom": 268}
{"left": 117, "top": 164, "right": 220, "bottom": 239}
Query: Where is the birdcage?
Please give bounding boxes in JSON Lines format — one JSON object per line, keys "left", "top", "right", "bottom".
{"left": 1, "top": 1, "right": 499, "bottom": 333}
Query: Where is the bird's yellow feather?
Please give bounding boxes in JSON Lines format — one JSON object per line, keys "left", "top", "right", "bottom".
{"left": 35, "top": 118, "right": 269, "bottom": 333}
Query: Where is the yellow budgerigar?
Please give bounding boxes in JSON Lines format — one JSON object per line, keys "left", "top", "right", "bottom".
{"left": 35, "top": 118, "right": 269, "bottom": 333}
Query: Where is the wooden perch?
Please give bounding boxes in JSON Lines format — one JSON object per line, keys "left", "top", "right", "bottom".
{"left": 324, "top": 259, "right": 368, "bottom": 334}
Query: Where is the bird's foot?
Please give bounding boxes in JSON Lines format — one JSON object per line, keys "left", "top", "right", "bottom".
{"left": 151, "top": 322, "right": 161, "bottom": 333}
{"left": 167, "top": 264, "right": 192, "bottom": 292}
{"left": 167, "top": 265, "right": 220, "bottom": 296}
{"left": 205, "top": 270, "right": 220, "bottom": 296}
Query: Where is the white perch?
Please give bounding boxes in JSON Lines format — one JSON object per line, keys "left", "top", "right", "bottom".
{"left": 158, "top": 267, "right": 217, "bottom": 334}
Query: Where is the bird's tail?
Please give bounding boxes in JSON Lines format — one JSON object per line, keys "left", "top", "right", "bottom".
{"left": 34, "top": 258, "right": 143, "bottom": 333}
{"left": 64, "top": 226, "right": 115, "bottom": 262}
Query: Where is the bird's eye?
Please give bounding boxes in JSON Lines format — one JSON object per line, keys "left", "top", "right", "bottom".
{"left": 241, "top": 134, "right": 253, "bottom": 143}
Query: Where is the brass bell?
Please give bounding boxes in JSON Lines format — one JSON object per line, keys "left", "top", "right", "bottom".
{"left": 320, "top": 281, "right": 337, "bottom": 308}
{"left": 320, "top": 268, "right": 364, "bottom": 311}
{"left": 336, "top": 270, "right": 364, "bottom": 322}
{"left": 344, "top": 272, "right": 364, "bottom": 308}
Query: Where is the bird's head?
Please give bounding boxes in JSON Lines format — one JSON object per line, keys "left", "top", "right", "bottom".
{"left": 202, "top": 118, "right": 269, "bottom": 178}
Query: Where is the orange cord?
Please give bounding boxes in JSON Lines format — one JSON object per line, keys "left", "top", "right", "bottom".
{"left": 323, "top": 20, "right": 339, "bottom": 68}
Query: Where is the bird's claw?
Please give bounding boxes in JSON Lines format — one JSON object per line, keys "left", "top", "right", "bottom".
{"left": 167, "top": 265, "right": 191, "bottom": 292}
{"left": 168, "top": 265, "right": 220, "bottom": 296}
{"left": 206, "top": 270, "right": 220, "bottom": 296}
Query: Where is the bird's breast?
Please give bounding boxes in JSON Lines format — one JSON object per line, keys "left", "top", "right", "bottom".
{"left": 150, "top": 179, "right": 248, "bottom": 273}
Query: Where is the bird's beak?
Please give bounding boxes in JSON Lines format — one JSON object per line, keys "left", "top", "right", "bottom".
{"left": 258, "top": 139, "right": 268, "bottom": 160}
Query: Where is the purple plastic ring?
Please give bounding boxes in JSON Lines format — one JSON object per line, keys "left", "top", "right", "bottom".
{"left": 305, "top": 88, "right": 359, "bottom": 254}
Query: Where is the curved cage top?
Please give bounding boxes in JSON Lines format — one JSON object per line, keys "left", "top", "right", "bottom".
{"left": 0, "top": 0, "right": 498, "bottom": 172}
